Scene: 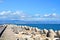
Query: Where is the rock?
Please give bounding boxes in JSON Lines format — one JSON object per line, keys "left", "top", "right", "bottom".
{"left": 46, "top": 38, "right": 51, "bottom": 40}
{"left": 47, "top": 29, "right": 55, "bottom": 40}
{"left": 43, "top": 29, "right": 48, "bottom": 34}
{"left": 2, "top": 24, "right": 60, "bottom": 40}
{"left": 57, "top": 30, "right": 60, "bottom": 38}
{"left": 34, "top": 36, "right": 40, "bottom": 40}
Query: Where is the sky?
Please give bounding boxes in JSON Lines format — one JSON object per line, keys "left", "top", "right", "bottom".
{"left": 0, "top": 0, "right": 60, "bottom": 21}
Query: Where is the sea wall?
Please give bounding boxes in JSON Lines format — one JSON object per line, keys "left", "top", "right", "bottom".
{"left": 0, "top": 24, "right": 60, "bottom": 40}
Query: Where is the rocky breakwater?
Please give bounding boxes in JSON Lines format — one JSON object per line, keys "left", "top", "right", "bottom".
{"left": 1, "top": 24, "right": 60, "bottom": 40}
{"left": 9, "top": 24, "right": 60, "bottom": 40}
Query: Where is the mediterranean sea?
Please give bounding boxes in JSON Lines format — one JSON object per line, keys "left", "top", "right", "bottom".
{"left": 17, "top": 24, "right": 60, "bottom": 30}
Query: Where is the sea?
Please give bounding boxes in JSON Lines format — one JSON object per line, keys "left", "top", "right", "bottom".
{"left": 17, "top": 24, "right": 60, "bottom": 31}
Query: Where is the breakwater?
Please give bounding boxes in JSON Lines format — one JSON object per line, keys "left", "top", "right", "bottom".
{"left": 0, "top": 25, "right": 7, "bottom": 37}
{"left": 0, "top": 24, "right": 60, "bottom": 40}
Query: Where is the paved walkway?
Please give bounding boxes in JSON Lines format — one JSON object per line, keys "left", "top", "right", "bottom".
{"left": 1, "top": 26, "right": 16, "bottom": 40}
{"left": 0, "top": 27, "right": 4, "bottom": 34}
{"left": 0, "top": 27, "right": 5, "bottom": 37}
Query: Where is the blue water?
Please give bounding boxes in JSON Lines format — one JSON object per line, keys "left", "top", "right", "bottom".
{"left": 17, "top": 24, "right": 60, "bottom": 30}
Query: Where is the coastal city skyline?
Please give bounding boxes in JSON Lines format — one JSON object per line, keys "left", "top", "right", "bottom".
{"left": 0, "top": 0, "right": 60, "bottom": 22}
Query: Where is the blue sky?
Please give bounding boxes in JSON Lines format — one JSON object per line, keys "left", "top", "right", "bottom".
{"left": 0, "top": 0, "right": 60, "bottom": 21}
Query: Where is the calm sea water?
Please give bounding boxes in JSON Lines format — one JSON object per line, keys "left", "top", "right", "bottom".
{"left": 17, "top": 24, "right": 60, "bottom": 30}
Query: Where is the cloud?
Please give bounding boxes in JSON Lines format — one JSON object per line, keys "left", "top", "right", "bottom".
{"left": 52, "top": 13, "right": 56, "bottom": 16}
{"left": 0, "top": 11, "right": 11, "bottom": 15}
{"left": 44, "top": 14, "right": 51, "bottom": 17}
{"left": 34, "top": 14, "right": 40, "bottom": 17}
{"left": 0, "top": 11, "right": 6, "bottom": 15}
{"left": 0, "top": 10, "right": 27, "bottom": 20}
{"left": 44, "top": 13, "right": 57, "bottom": 18}
{"left": 0, "top": 10, "right": 60, "bottom": 21}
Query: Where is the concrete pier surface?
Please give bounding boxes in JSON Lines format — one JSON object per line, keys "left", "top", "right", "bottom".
{"left": 0, "top": 25, "right": 7, "bottom": 40}
{"left": 0, "top": 27, "right": 5, "bottom": 35}
{"left": 1, "top": 25, "right": 16, "bottom": 40}
{"left": 0, "top": 24, "right": 60, "bottom": 40}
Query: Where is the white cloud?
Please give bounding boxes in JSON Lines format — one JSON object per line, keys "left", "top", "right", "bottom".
{"left": 0, "top": 11, "right": 11, "bottom": 15}
{"left": 44, "top": 13, "right": 57, "bottom": 18}
{"left": 13, "top": 11, "right": 22, "bottom": 15}
{"left": 34, "top": 14, "right": 40, "bottom": 17}
{"left": 20, "top": 15, "right": 26, "bottom": 18}
{"left": 0, "top": 11, "right": 60, "bottom": 21}
{"left": 44, "top": 14, "right": 51, "bottom": 17}
{"left": 0, "top": 10, "right": 27, "bottom": 20}
{"left": 52, "top": 13, "right": 56, "bottom": 16}
{"left": 0, "top": 11, "right": 6, "bottom": 15}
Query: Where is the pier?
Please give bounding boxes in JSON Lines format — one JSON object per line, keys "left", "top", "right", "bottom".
{"left": 0, "top": 24, "right": 60, "bottom": 40}
{"left": 0, "top": 25, "right": 7, "bottom": 37}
